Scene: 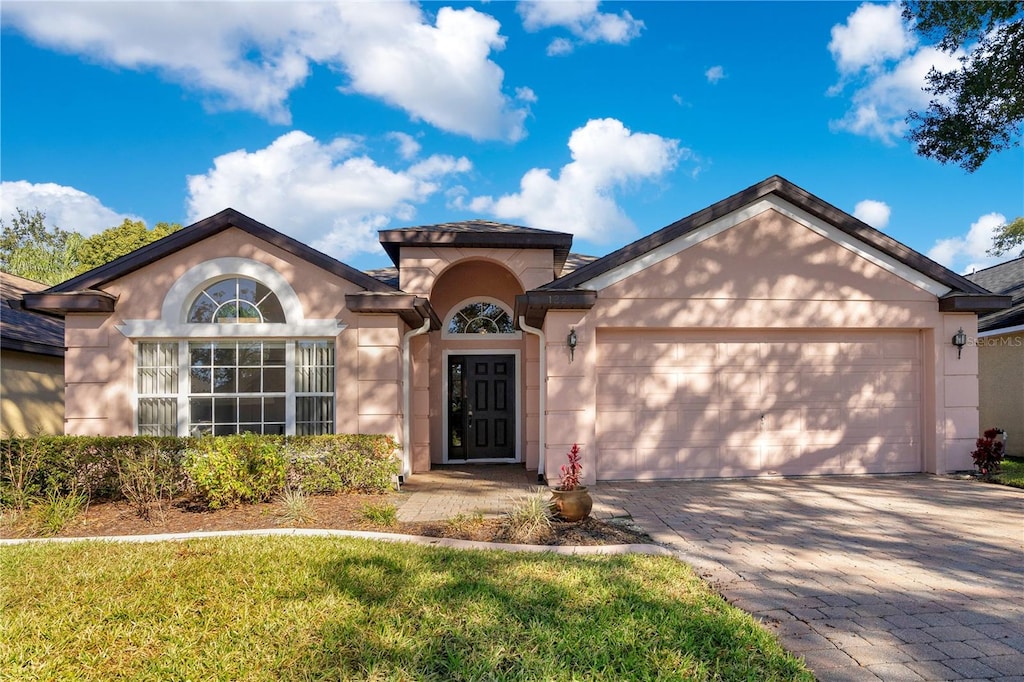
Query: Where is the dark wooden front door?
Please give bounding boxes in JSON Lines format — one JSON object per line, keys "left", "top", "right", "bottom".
{"left": 448, "top": 355, "right": 515, "bottom": 460}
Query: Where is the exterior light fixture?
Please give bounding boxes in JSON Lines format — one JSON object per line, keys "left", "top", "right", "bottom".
{"left": 567, "top": 328, "right": 578, "bottom": 362}
{"left": 952, "top": 327, "right": 967, "bottom": 359}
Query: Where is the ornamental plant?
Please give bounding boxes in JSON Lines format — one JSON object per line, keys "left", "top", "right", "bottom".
{"left": 558, "top": 443, "right": 583, "bottom": 491}
{"left": 972, "top": 428, "right": 1006, "bottom": 478}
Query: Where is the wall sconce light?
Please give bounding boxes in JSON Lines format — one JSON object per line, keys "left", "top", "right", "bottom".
{"left": 567, "top": 328, "right": 578, "bottom": 362}
{"left": 952, "top": 327, "right": 967, "bottom": 359}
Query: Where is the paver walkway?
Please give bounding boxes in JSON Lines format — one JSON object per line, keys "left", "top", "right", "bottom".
{"left": 598, "top": 476, "right": 1024, "bottom": 682}
{"left": 399, "top": 469, "right": 1024, "bottom": 681}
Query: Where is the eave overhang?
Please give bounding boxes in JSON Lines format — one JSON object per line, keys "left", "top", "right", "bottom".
{"left": 344, "top": 293, "right": 441, "bottom": 330}
{"left": 938, "top": 293, "right": 1014, "bottom": 313}
{"left": 22, "top": 290, "right": 117, "bottom": 314}
{"left": 0, "top": 338, "right": 65, "bottom": 357}
{"left": 515, "top": 289, "right": 598, "bottom": 329}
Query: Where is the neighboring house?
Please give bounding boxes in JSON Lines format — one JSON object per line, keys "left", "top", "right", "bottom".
{"left": 24, "top": 177, "right": 1010, "bottom": 483}
{"left": 1, "top": 272, "right": 65, "bottom": 435}
{"left": 966, "top": 256, "right": 1024, "bottom": 456}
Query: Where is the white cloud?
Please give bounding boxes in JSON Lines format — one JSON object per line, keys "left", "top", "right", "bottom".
{"left": 515, "top": 86, "right": 538, "bottom": 103}
{"left": 0, "top": 180, "right": 138, "bottom": 236}
{"left": 2, "top": 1, "right": 528, "bottom": 141}
{"left": 828, "top": 2, "right": 916, "bottom": 74}
{"left": 705, "top": 65, "right": 726, "bottom": 84}
{"left": 387, "top": 132, "right": 421, "bottom": 161}
{"left": 828, "top": 3, "right": 965, "bottom": 145}
{"left": 517, "top": 0, "right": 643, "bottom": 55}
{"left": 927, "top": 212, "right": 1010, "bottom": 274}
{"left": 853, "top": 199, "right": 891, "bottom": 228}
{"left": 186, "top": 131, "right": 471, "bottom": 261}
{"left": 470, "top": 118, "right": 683, "bottom": 242}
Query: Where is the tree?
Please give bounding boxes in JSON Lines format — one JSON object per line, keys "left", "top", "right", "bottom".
{"left": 0, "top": 209, "right": 84, "bottom": 285}
{"left": 989, "top": 216, "right": 1024, "bottom": 258}
{"left": 902, "top": 1, "right": 1024, "bottom": 172}
{"left": 76, "top": 219, "right": 181, "bottom": 273}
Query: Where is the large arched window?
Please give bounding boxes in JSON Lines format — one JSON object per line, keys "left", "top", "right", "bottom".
{"left": 446, "top": 299, "right": 516, "bottom": 335}
{"left": 187, "top": 277, "right": 285, "bottom": 324}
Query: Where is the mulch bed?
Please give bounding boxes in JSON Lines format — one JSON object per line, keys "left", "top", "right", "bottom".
{"left": 2, "top": 492, "right": 654, "bottom": 546}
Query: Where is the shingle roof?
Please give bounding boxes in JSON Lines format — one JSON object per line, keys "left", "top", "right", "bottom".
{"left": 1, "top": 272, "right": 65, "bottom": 356}
{"left": 378, "top": 220, "right": 573, "bottom": 272}
{"left": 966, "top": 256, "right": 1024, "bottom": 332}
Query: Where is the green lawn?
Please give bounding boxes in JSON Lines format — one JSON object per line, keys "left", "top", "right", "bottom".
{"left": 1, "top": 536, "right": 812, "bottom": 681}
{"left": 994, "top": 456, "right": 1024, "bottom": 489}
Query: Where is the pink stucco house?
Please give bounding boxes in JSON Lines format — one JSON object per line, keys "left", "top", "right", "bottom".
{"left": 24, "top": 177, "right": 1009, "bottom": 484}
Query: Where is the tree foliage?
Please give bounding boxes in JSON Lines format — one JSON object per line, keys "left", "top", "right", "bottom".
{"left": 989, "top": 216, "right": 1024, "bottom": 258}
{"left": 903, "top": 1, "right": 1024, "bottom": 172}
{"left": 0, "top": 210, "right": 181, "bottom": 285}
{"left": 0, "top": 209, "right": 84, "bottom": 285}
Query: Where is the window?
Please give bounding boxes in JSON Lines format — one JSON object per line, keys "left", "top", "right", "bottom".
{"left": 137, "top": 340, "right": 334, "bottom": 436}
{"left": 137, "top": 342, "right": 178, "bottom": 436}
{"left": 447, "top": 300, "right": 515, "bottom": 335}
{"left": 187, "top": 277, "right": 285, "bottom": 324}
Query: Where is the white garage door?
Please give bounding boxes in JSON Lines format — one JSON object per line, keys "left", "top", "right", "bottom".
{"left": 596, "top": 330, "right": 922, "bottom": 480}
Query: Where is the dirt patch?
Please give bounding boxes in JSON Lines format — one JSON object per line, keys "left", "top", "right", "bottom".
{"left": 2, "top": 493, "right": 654, "bottom": 547}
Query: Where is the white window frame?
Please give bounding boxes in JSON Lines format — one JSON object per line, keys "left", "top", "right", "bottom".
{"left": 442, "top": 296, "right": 522, "bottom": 340}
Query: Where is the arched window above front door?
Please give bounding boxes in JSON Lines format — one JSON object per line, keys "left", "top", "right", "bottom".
{"left": 445, "top": 298, "right": 516, "bottom": 336}
{"left": 187, "top": 277, "right": 286, "bottom": 324}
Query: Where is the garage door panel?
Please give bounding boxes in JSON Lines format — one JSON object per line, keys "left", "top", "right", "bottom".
{"left": 597, "top": 330, "right": 922, "bottom": 480}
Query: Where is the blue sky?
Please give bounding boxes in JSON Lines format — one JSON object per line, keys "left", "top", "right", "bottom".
{"left": 2, "top": 1, "right": 1021, "bottom": 275}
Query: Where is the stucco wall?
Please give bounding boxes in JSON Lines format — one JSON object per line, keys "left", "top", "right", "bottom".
{"left": 977, "top": 332, "right": 1024, "bottom": 457}
{"left": 63, "top": 227, "right": 404, "bottom": 441}
{"left": 1, "top": 350, "right": 64, "bottom": 435}
{"left": 541, "top": 208, "right": 980, "bottom": 481}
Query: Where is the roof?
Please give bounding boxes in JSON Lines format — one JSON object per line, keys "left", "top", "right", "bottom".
{"left": 0, "top": 272, "right": 65, "bottom": 356}
{"left": 966, "top": 256, "right": 1024, "bottom": 332}
{"left": 43, "top": 208, "right": 396, "bottom": 295}
{"left": 543, "top": 175, "right": 994, "bottom": 300}
{"left": 364, "top": 251, "right": 599, "bottom": 290}
{"left": 378, "top": 220, "right": 573, "bottom": 273}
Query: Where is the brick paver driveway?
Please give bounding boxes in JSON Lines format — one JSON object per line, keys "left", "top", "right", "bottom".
{"left": 595, "top": 476, "right": 1024, "bottom": 682}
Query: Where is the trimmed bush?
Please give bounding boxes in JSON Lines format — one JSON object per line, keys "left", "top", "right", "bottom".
{"left": 1, "top": 434, "right": 399, "bottom": 512}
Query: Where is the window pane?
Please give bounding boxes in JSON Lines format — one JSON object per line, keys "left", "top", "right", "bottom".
{"left": 264, "top": 397, "right": 286, "bottom": 422}
{"left": 237, "top": 344, "right": 262, "bottom": 366}
{"left": 264, "top": 367, "right": 286, "bottom": 392}
{"left": 238, "top": 367, "right": 261, "bottom": 392}
{"left": 213, "top": 344, "right": 236, "bottom": 366}
{"left": 139, "top": 398, "right": 176, "bottom": 436}
{"left": 204, "top": 279, "right": 236, "bottom": 306}
{"left": 190, "top": 397, "right": 213, "bottom": 424}
{"left": 191, "top": 344, "right": 211, "bottom": 367}
{"left": 238, "top": 397, "right": 262, "bottom": 422}
{"left": 259, "top": 294, "right": 286, "bottom": 323}
{"left": 212, "top": 367, "right": 236, "bottom": 393}
{"left": 138, "top": 342, "right": 178, "bottom": 396}
{"left": 190, "top": 368, "right": 211, "bottom": 393}
{"left": 187, "top": 278, "right": 284, "bottom": 326}
{"left": 264, "top": 344, "right": 286, "bottom": 365}
{"left": 214, "top": 397, "right": 237, "bottom": 423}
{"left": 214, "top": 424, "right": 237, "bottom": 436}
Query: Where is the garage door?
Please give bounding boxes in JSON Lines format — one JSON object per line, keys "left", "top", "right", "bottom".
{"left": 596, "top": 330, "right": 922, "bottom": 480}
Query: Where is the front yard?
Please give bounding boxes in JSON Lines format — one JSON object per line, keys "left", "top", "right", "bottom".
{"left": 1, "top": 536, "right": 813, "bottom": 681}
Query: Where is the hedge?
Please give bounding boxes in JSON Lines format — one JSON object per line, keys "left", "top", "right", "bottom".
{"left": 0, "top": 434, "right": 400, "bottom": 510}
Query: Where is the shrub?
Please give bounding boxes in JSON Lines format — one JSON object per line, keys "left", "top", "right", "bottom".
{"left": 287, "top": 435, "right": 399, "bottom": 494}
{"left": 35, "top": 489, "right": 89, "bottom": 536}
{"left": 185, "top": 434, "right": 287, "bottom": 509}
{"left": 501, "top": 488, "right": 553, "bottom": 544}
{"left": 275, "top": 487, "right": 317, "bottom": 526}
{"left": 360, "top": 502, "right": 398, "bottom": 526}
{"left": 972, "top": 428, "right": 1006, "bottom": 478}
{"left": 114, "top": 440, "right": 183, "bottom": 521}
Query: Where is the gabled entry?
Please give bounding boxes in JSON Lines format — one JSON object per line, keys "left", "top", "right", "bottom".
{"left": 446, "top": 353, "right": 517, "bottom": 461}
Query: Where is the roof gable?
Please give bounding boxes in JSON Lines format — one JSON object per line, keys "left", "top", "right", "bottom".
{"left": 966, "top": 255, "right": 1024, "bottom": 332}
{"left": 45, "top": 208, "right": 396, "bottom": 294}
{"left": 0, "top": 272, "right": 64, "bottom": 355}
{"left": 544, "top": 176, "right": 991, "bottom": 299}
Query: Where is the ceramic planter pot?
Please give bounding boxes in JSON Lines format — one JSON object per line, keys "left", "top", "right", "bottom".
{"left": 550, "top": 486, "right": 593, "bottom": 522}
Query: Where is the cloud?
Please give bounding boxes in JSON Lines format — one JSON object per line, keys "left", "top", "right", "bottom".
{"left": 828, "top": 2, "right": 916, "bottom": 74}
{"left": 470, "top": 118, "right": 683, "bottom": 242}
{"left": 853, "top": 199, "right": 891, "bottom": 228}
{"left": 704, "top": 65, "right": 726, "bottom": 84}
{"left": 186, "top": 131, "right": 471, "bottom": 261}
{"left": 828, "top": 2, "right": 964, "bottom": 145}
{"left": 0, "top": 180, "right": 138, "bottom": 236}
{"left": 2, "top": 1, "right": 528, "bottom": 141}
{"left": 517, "top": 0, "right": 643, "bottom": 55}
{"left": 387, "top": 132, "right": 421, "bottom": 161}
{"left": 927, "top": 212, "right": 1010, "bottom": 274}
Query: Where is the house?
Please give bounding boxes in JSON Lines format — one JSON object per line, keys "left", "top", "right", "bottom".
{"left": 23, "top": 176, "right": 1010, "bottom": 483}
{"left": 966, "top": 256, "right": 1024, "bottom": 456}
{"left": 1, "top": 272, "right": 65, "bottom": 435}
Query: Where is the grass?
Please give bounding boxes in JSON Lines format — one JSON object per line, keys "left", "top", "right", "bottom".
{"left": 993, "top": 456, "right": 1024, "bottom": 489}
{"left": 34, "top": 490, "right": 88, "bottom": 536}
{"left": 359, "top": 501, "right": 398, "bottom": 526}
{"left": 275, "top": 487, "right": 317, "bottom": 525}
{"left": 502, "top": 488, "right": 554, "bottom": 543}
{"left": 0, "top": 536, "right": 813, "bottom": 681}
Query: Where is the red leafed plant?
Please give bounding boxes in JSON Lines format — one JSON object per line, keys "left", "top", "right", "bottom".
{"left": 971, "top": 428, "right": 1006, "bottom": 478}
{"left": 558, "top": 443, "right": 583, "bottom": 491}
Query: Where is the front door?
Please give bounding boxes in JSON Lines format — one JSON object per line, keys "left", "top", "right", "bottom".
{"left": 448, "top": 354, "right": 515, "bottom": 460}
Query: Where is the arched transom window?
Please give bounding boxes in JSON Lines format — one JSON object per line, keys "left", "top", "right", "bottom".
{"left": 447, "top": 299, "right": 515, "bottom": 335}
{"left": 187, "top": 277, "right": 285, "bottom": 324}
